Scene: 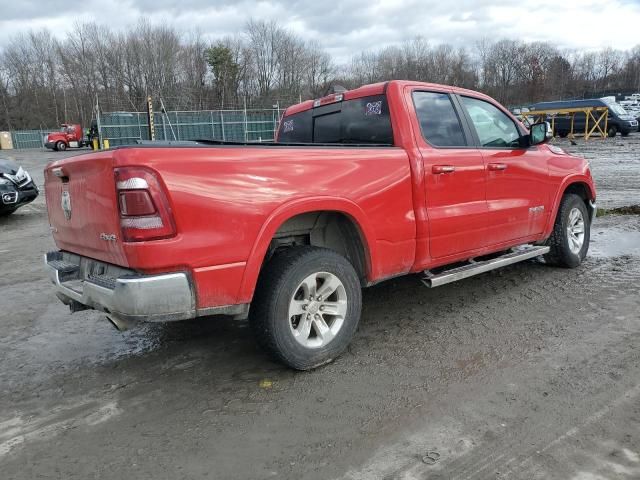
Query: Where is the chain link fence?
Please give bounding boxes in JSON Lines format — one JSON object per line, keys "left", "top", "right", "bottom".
{"left": 99, "top": 108, "right": 281, "bottom": 147}
{"left": 4, "top": 107, "right": 282, "bottom": 150}
{"left": 8, "top": 129, "right": 57, "bottom": 149}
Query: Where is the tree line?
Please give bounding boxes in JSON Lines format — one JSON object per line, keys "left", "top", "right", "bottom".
{"left": 1, "top": 19, "right": 639, "bottom": 130}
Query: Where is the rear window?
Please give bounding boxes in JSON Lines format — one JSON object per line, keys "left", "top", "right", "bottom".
{"left": 277, "top": 95, "right": 394, "bottom": 145}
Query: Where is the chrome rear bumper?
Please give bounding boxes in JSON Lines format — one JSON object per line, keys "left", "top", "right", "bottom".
{"left": 45, "top": 251, "right": 196, "bottom": 323}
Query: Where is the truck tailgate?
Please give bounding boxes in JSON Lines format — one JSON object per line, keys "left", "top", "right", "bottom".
{"left": 45, "top": 152, "right": 128, "bottom": 266}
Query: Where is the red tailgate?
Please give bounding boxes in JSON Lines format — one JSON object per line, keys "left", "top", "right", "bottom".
{"left": 45, "top": 152, "right": 128, "bottom": 267}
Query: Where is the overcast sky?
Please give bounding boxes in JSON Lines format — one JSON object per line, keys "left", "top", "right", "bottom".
{"left": 2, "top": 0, "right": 640, "bottom": 62}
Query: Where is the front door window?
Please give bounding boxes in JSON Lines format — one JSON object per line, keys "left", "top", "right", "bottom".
{"left": 461, "top": 96, "right": 520, "bottom": 148}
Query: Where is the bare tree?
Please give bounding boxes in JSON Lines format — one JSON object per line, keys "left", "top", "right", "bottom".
{"left": 1, "top": 18, "right": 640, "bottom": 131}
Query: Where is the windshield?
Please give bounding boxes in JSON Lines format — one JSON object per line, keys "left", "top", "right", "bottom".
{"left": 603, "top": 102, "right": 628, "bottom": 116}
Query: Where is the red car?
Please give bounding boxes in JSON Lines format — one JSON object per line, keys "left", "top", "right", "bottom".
{"left": 44, "top": 81, "right": 596, "bottom": 369}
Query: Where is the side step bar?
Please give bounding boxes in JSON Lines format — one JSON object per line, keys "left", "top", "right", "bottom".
{"left": 422, "top": 245, "right": 550, "bottom": 288}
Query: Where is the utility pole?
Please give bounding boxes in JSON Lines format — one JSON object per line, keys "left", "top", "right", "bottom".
{"left": 243, "top": 97, "right": 248, "bottom": 142}
{"left": 95, "top": 94, "right": 102, "bottom": 148}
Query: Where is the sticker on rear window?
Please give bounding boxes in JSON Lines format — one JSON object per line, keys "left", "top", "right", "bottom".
{"left": 283, "top": 120, "right": 294, "bottom": 132}
{"left": 365, "top": 101, "right": 382, "bottom": 116}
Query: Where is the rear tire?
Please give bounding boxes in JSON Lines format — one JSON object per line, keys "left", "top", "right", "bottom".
{"left": 56, "top": 141, "right": 67, "bottom": 151}
{"left": 0, "top": 209, "right": 16, "bottom": 217}
{"left": 557, "top": 130, "right": 568, "bottom": 138}
{"left": 249, "top": 246, "right": 362, "bottom": 370}
{"left": 544, "top": 193, "right": 590, "bottom": 268}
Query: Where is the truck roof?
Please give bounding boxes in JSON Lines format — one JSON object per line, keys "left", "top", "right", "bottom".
{"left": 528, "top": 98, "right": 610, "bottom": 110}
{"left": 284, "top": 80, "right": 490, "bottom": 116}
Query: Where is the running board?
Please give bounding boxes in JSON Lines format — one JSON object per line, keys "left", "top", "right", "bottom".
{"left": 421, "top": 245, "right": 550, "bottom": 288}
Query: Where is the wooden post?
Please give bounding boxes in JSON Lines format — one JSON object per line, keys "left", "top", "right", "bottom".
{"left": 147, "top": 96, "right": 155, "bottom": 141}
{"left": 585, "top": 108, "right": 589, "bottom": 140}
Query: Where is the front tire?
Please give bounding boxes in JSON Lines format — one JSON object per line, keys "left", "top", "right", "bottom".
{"left": 56, "top": 141, "right": 67, "bottom": 151}
{"left": 544, "top": 193, "right": 590, "bottom": 268}
{"left": 607, "top": 126, "right": 617, "bottom": 138}
{"left": 250, "top": 246, "right": 362, "bottom": 370}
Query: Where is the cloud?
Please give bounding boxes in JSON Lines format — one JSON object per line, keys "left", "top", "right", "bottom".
{"left": 1, "top": 0, "right": 639, "bottom": 62}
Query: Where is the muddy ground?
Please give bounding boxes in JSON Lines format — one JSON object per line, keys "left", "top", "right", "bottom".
{"left": 1, "top": 135, "right": 639, "bottom": 479}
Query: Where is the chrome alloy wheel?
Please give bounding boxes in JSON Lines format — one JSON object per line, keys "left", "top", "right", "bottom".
{"left": 567, "top": 207, "right": 585, "bottom": 254}
{"left": 288, "top": 272, "right": 347, "bottom": 349}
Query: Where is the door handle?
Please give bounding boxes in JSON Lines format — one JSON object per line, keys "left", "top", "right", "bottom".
{"left": 488, "top": 163, "right": 507, "bottom": 171}
{"left": 432, "top": 165, "right": 455, "bottom": 174}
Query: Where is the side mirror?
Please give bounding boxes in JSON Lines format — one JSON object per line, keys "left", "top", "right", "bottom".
{"left": 529, "top": 122, "right": 548, "bottom": 146}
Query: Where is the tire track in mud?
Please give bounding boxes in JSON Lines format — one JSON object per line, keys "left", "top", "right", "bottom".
{"left": 341, "top": 254, "right": 640, "bottom": 480}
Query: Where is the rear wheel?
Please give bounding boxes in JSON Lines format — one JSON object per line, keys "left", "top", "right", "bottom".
{"left": 557, "top": 130, "right": 568, "bottom": 138}
{"left": 544, "top": 193, "right": 590, "bottom": 268}
{"left": 56, "top": 141, "right": 67, "bottom": 151}
{"left": 0, "top": 209, "right": 16, "bottom": 217}
{"left": 249, "top": 246, "right": 362, "bottom": 370}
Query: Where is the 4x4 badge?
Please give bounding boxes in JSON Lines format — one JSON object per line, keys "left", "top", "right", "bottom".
{"left": 61, "top": 190, "right": 71, "bottom": 220}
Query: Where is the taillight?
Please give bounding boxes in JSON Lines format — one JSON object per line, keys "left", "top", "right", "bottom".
{"left": 114, "top": 167, "right": 176, "bottom": 242}
{"left": 119, "top": 190, "right": 156, "bottom": 216}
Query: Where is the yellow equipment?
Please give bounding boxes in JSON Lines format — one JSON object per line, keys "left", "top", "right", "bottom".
{"left": 523, "top": 107, "right": 609, "bottom": 140}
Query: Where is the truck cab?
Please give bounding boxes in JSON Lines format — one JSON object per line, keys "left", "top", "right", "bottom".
{"left": 45, "top": 124, "right": 89, "bottom": 151}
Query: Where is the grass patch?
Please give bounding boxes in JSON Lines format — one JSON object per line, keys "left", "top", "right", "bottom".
{"left": 596, "top": 205, "right": 640, "bottom": 217}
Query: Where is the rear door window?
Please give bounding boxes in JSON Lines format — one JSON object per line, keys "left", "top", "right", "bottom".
{"left": 277, "top": 95, "right": 393, "bottom": 145}
{"left": 412, "top": 91, "right": 467, "bottom": 147}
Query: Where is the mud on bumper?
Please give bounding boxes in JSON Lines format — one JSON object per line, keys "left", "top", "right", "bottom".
{"left": 45, "top": 251, "right": 196, "bottom": 323}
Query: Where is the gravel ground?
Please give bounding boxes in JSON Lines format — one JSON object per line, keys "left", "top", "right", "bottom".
{"left": 1, "top": 135, "right": 639, "bottom": 479}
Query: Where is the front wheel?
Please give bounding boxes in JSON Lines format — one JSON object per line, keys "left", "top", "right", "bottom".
{"left": 544, "top": 193, "right": 590, "bottom": 268}
{"left": 56, "top": 141, "right": 67, "bottom": 151}
{"left": 250, "top": 246, "right": 362, "bottom": 370}
{"left": 607, "top": 126, "right": 617, "bottom": 138}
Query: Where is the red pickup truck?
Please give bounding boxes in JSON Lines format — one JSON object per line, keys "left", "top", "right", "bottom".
{"left": 44, "top": 81, "right": 596, "bottom": 369}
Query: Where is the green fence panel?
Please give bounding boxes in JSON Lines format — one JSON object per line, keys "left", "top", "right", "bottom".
{"left": 9, "top": 108, "right": 281, "bottom": 149}
{"left": 100, "top": 112, "right": 149, "bottom": 147}
{"left": 10, "top": 130, "right": 56, "bottom": 149}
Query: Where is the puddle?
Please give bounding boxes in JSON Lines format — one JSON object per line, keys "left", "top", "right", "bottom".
{"left": 590, "top": 228, "right": 640, "bottom": 258}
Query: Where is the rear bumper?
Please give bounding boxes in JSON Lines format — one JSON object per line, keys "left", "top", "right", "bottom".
{"left": 45, "top": 251, "right": 250, "bottom": 323}
{"left": 45, "top": 251, "right": 196, "bottom": 323}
